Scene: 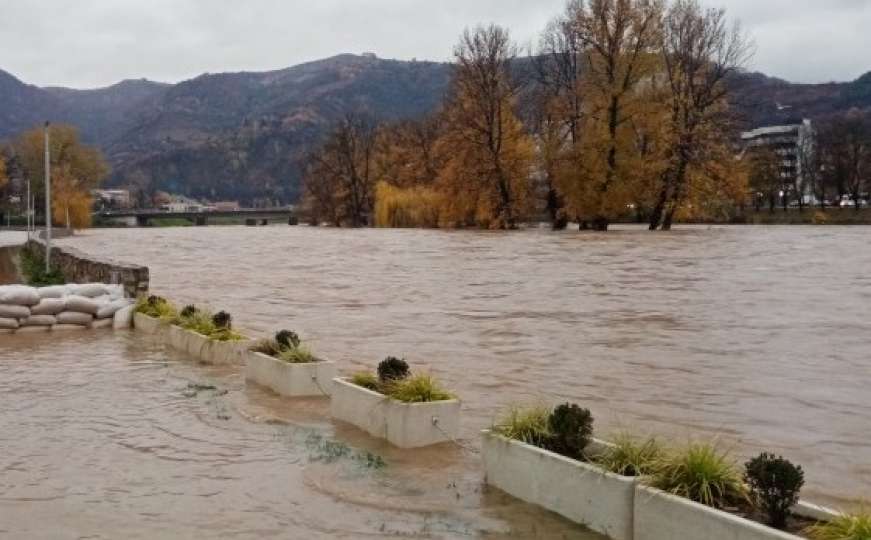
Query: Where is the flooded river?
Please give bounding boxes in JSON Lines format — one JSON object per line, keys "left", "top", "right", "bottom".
{"left": 2, "top": 225, "right": 870, "bottom": 537}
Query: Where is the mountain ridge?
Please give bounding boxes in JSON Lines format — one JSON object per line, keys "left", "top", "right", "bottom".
{"left": 1, "top": 56, "right": 869, "bottom": 204}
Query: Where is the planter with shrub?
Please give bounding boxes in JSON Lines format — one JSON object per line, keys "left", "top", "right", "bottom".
{"left": 245, "top": 330, "right": 336, "bottom": 397}
{"left": 133, "top": 295, "right": 175, "bottom": 335}
{"left": 634, "top": 446, "right": 835, "bottom": 540}
{"left": 482, "top": 404, "right": 640, "bottom": 540}
{"left": 330, "top": 357, "right": 460, "bottom": 448}
{"left": 135, "top": 299, "right": 249, "bottom": 365}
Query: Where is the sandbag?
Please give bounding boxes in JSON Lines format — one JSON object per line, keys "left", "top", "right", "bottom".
{"left": 105, "top": 285, "right": 125, "bottom": 300}
{"left": 68, "top": 283, "right": 109, "bottom": 298}
{"left": 113, "top": 305, "right": 135, "bottom": 330}
{"left": 15, "top": 325, "right": 50, "bottom": 334}
{"left": 31, "top": 298, "right": 66, "bottom": 316}
{"left": 0, "top": 286, "right": 40, "bottom": 306}
{"left": 91, "top": 318, "right": 113, "bottom": 329}
{"left": 37, "top": 285, "right": 69, "bottom": 299}
{"left": 97, "top": 299, "right": 132, "bottom": 320}
{"left": 64, "top": 296, "right": 101, "bottom": 315}
{"left": 0, "top": 304, "right": 31, "bottom": 319}
{"left": 0, "top": 318, "right": 20, "bottom": 330}
{"left": 21, "top": 315, "right": 57, "bottom": 327}
{"left": 56, "top": 311, "right": 94, "bottom": 326}
{"left": 52, "top": 324, "right": 87, "bottom": 332}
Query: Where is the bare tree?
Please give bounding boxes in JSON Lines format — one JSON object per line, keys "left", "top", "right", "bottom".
{"left": 302, "top": 113, "right": 379, "bottom": 227}
{"left": 649, "top": 0, "right": 752, "bottom": 230}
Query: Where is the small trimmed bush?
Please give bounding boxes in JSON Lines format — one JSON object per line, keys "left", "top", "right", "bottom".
{"left": 180, "top": 305, "right": 198, "bottom": 318}
{"left": 212, "top": 310, "right": 232, "bottom": 329}
{"left": 744, "top": 452, "right": 805, "bottom": 529}
{"left": 807, "top": 510, "right": 871, "bottom": 540}
{"left": 377, "top": 357, "right": 410, "bottom": 382}
{"left": 545, "top": 403, "right": 593, "bottom": 460}
{"left": 650, "top": 442, "right": 746, "bottom": 509}
{"left": 276, "top": 330, "right": 300, "bottom": 349}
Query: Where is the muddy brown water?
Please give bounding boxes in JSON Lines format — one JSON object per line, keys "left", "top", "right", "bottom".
{"left": 1, "top": 225, "right": 870, "bottom": 537}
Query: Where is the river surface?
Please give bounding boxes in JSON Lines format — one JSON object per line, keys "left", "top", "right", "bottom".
{"left": 2, "top": 225, "right": 870, "bottom": 537}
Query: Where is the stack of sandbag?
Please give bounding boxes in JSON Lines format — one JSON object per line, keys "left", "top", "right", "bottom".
{"left": 0, "top": 283, "right": 136, "bottom": 334}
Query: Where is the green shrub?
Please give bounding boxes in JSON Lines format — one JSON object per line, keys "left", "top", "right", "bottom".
{"left": 544, "top": 403, "right": 593, "bottom": 460}
{"left": 275, "top": 330, "right": 300, "bottom": 349}
{"left": 277, "top": 344, "right": 317, "bottom": 364}
{"left": 212, "top": 310, "right": 232, "bottom": 329}
{"left": 744, "top": 453, "right": 805, "bottom": 529}
{"left": 386, "top": 374, "right": 453, "bottom": 403}
{"left": 650, "top": 442, "right": 746, "bottom": 509}
{"left": 350, "top": 371, "right": 379, "bottom": 391}
{"left": 180, "top": 305, "right": 198, "bottom": 318}
{"left": 806, "top": 510, "right": 871, "bottom": 540}
{"left": 377, "top": 356, "right": 409, "bottom": 382}
{"left": 492, "top": 404, "right": 553, "bottom": 447}
{"left": 596, "top": 433, "right": 665, "bottom": 477}
{"left": 20, "top": 249, "right": 65, "bottom": 286}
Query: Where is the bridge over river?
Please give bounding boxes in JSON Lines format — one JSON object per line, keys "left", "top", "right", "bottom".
{"left": 99, "top": 208, "right": 298, "bottom": 227}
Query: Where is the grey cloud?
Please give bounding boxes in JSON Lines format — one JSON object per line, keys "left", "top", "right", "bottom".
{"left": 0, "top": 0, "right": 868, "bottom": 88}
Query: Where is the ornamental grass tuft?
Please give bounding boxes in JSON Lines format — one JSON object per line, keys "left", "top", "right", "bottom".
{"left": 492, "top": 404, "right": 553, "bottom": 447}
{"left": 649, "top": 442, "right": 746, "bottom": 509}
{"left": 595, "top": 433, "right": 665, "bottom": 477}
{"left": 806, "top": 510, "right": 871, "bottom": 540}
{"left": 386, "top": 374, "right": 454, "bottom": 403}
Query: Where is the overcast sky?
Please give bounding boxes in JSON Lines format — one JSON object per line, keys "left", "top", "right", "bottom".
{"left": 1, "top": 0, "right": 868, "bottom": 89}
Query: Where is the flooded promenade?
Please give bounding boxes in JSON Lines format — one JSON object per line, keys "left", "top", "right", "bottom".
{"left": 2, "top": 225, "right": 870, "bottom": 537}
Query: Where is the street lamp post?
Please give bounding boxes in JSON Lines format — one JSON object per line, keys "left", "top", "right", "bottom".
{"left": 44, "top": 121, "right": 51, "bottom": 272}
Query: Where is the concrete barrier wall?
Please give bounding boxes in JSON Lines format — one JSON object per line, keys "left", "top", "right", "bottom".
{"left": 331, "top": 378, "right": 461, "bottom": 448}
{"left": 245, "top": 351, "right": 336, "bottom": 397}
{"left": 482, "top": 431, "right": 636, "bottom": 540}
{"left": 633, "top": 485, "right": 803, "bottom": 540}
{"left": 23, "top": 240, "right": 149, "bottom": 298}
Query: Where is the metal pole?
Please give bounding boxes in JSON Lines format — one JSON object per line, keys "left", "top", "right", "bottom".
{"left": 44, "top": 121, "right": 51, "bottom": 272}
{"left": 26, "top": 178, "right": 31, "bottom": 241}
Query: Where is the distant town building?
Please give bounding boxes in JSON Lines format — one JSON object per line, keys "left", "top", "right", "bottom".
{"left": 93, "top": 189, "right": 132, "bottom": 209}
{"left": 212, "top": 201, "right": 240, "bottom": 212}
{"left": 741, "top": 119, "right": 815, "bottom": 202}
{"left": 159, "top": 195, "right": 204, "bottom": 213}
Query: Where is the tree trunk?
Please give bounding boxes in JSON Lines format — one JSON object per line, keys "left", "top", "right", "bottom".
{"left": 662, "top": 208, "right": 676, "bottom": 231}
{"left": 591, "top": 216, "right": 609, "bottom": 231}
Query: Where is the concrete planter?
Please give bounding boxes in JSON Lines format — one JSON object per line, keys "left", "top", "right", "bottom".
{"left": 245, "top": 351, "right": 336, "bottom": 397}
{"left": 133, "top": 312, "right": 165, "bottom": 335}
{"left": 330, "top": 378, "right": 460, "bottom": 449}
{"left": 633, "top": 485, "right": 804, "bottom": 540}
{"left": 482, "top": 431, "right": 636, "bottom": 540}
{"left": 177, "top": 328, "right": 250, "bottom": 366}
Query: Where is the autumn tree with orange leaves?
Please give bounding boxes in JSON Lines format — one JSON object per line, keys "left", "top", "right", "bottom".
{"left": 436, "top": 25, "right": 535, "bottom": 229}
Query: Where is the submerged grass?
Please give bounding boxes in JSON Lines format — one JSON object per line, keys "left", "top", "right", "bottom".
{"left": 649, "top": 441, "right": 747, "bottom": 509}
{"left": 806, "top": 510, "right": 871, "bottom": 540}
{"left": 595, "top": 433, "right": 665, "bottom": 477}
{"left": 491, "top": 404, "right": 553, "bottom": 447}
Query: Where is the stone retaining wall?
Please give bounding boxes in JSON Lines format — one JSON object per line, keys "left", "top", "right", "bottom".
{"left": 23, "top": 240, "right": 149, "bottom": 297}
